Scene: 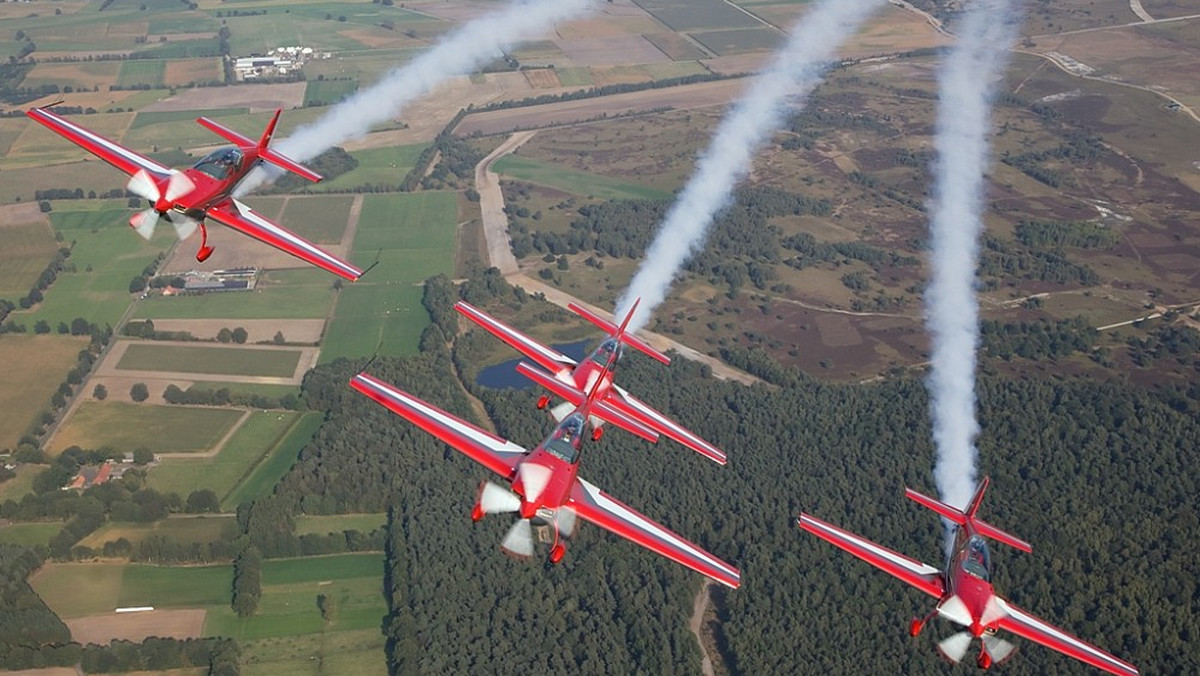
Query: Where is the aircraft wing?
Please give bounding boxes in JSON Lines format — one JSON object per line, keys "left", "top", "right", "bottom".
{"left": 993, "top": 597, "right": 1139, "bottom": 676}
{"left": 455, "top": 301, "right": 577, "bottom": 374}
{"left": 27, "top": 106, "right": 171, "bottom": 180}
{"left": 797, "top": 513, "right": 945, "bottom": 598}
{"left": 607, "top": 384, "right": 727, "bottom": 465}
{"left": 350, "top": 372, "right": 525, "bottom": 479}
{"left": 569, "top": 478, "right": 740, "bottom": 589}
{"left": 206, "top": 198, "right": 363, "bottom": 281}
{"left": 514, "top": 362, "right": 660, "bottom": 444}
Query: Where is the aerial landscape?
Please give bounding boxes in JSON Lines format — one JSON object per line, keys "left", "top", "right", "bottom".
{"left": 0, "top": 0, "right": 1196, "bottom": 673}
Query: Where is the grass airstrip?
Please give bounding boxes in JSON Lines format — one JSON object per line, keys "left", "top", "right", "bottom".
{"left": 320, "top": 191, "right": 457, "bottom": 363}
{"left": 144, "top": 411, "right": 320, "bottom": 510}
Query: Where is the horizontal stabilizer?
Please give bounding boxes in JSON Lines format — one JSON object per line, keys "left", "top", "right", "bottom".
{"left": 516, "top": 362, "right": 659, "bottom": 444}
{"left": 906, "top": 478, "right": 1032, "bottom": 553}
{"left": 196, "top": 111, "right": 322, "bottom": 183}
{"left": 568, "top": 302, "right": 669, "bottom": 365}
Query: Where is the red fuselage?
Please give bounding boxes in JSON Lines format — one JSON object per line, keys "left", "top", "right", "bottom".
{"left": 938, "top": 526, "right": 1000, "bottom": 637}
{"left": 509, "top": 412, "right": 586, "bottom": 519}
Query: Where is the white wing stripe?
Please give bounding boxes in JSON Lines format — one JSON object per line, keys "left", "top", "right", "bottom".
{"left": 995, "top": 598, "right": 1136, "bottom": 674}
{"left": 41, "top": 113, "right": 170, "bottom": 175}
{"left": 356, "top": 376, "right": 525, "bottom": 456}
{"left": 231, "top": 200, "right": 359, "bottom": 276}
{"left": 577, "top": 479, "right": 738, "bottom": 579}
{"left": 458, "top": 304, "right": 576, "bottom": 368}
{"left": 802, "top": 516, "right": 941, "bottom": 576}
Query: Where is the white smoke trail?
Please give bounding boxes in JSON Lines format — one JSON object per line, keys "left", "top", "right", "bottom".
{"left": 615, "top": 0, "right": 886, "bottom": 331}
{"left": 924, "top": 0, "right": 1022, "bottom": 519}
{"left": 236, "top": 0, "right": 596, "bottom": 195}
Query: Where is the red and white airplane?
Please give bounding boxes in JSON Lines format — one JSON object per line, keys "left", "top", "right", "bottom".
{"left": 26, "top": 105, "right": 363, "bottom": 281}
{"left": 349, "top": 363, "right": 740, "bottom": 589}
{"left": 798, "top": 477, "right": 1138, "bottom": 675}
{"left": 455, "top": 299, "right": 726, "bottom": 465}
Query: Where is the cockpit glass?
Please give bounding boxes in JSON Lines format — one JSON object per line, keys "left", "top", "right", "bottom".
{"left": 193, "top": 147, "right": 244, "bottom": 180}
{"left": 544, "top": 415, "right": 583, "bottom": 463}
{"left": 591, "top": 339, "right": 621, "bottom": 366}
{"left": 961, "top": 536, "right": 991, "bottom": 580}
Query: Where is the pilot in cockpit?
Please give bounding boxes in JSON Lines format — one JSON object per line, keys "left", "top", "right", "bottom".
{"left": 592, "top": 338, "right": 622, "bottom": 366}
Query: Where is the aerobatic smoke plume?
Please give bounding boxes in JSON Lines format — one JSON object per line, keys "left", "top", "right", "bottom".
{"left": 615, "top": 0, "right": 885, "bottom": 331}
{"left": 236, "top": 0, "right": 595, "bottom": 195}
{"left": 924, "top": 0, "right": 1022, "bottom": 520}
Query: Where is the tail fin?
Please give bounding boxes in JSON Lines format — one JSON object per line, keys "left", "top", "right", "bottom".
{"left": 196, "top": 109, "right": 322, "bottom": 184}
{"left": 568, "top": 299, "right": 670, "bottom": 365}
{"left": 905, "top": 477, "right": 1032, "bottom": 553}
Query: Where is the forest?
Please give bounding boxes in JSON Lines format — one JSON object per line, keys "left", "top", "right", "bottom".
{"left": 255, "top": 277, "right": 1197, "bottom": 674}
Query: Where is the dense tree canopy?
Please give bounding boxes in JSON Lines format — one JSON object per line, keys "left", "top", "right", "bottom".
{"left": 262, "top": 285, "right": 1197, "bottom": 675}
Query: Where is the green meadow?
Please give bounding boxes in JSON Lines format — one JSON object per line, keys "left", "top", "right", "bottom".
{"left": 492, "top": 155, "right": 673, "bottom": 201}
{"left": 49, "top": 402, "right": 245, "bottom": 455}
{"left": 117, "top": 343, "right": 303, "bottom": 378}
{"left": 133, "top": 269, "right": 336, "bottom": 320}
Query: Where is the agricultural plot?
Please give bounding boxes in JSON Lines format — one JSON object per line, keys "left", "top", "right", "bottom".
{"left": 635, "top": 0, "right": 764, "bottom": 32}
{"left": 240, "top": 628, "right": 386, "bottom": 676}
{"left": 0, "top": 464, "right": 45, "bottom": 503}
{"left": 117, "top": 60, "right": 167, "bottom": 89}
{"left": 0, "top": 218, "right": 59, "bottom": 298}
{"left": 320, "top": 192, "right": 457, "bottom": 363}
{"left": 303, "top": 79, "right": 358, "bottom": 107}
{"left": 219, "top": 412, "right": 323, "bottom": 510}
{"left": 78, "top": 516, "right": 237, "bottom": 550}
{"left": 279, "top": 195, "right": 354, "bottom": 244}
{"left": 203, "top": 553, "right": 386, "bottom": 640}
{"left": 131, "top": 108, "right": 249, "bottom": 130}
{"left": 22, "top": 62, "right": 123, "bottom": 92}
{"left": 312, "top": 144, "right": 426, "bottom": 193}
{"left": 145, "top": 411, "right": 314, "bottom": 507}
{"left": 165, "top": 57, "right": 225, "bottom": 86}
{"left": 217, "top": 5, "right": 432, "bottom": 55}
{"left": 20, "top": 203, "right": 169, "bottom": 328}
{"left": 690, "top": 27, "right": 782, "bottom": 55}
{"left": 493, "top": 155, "right": 673, "bottom": 201}
{"left": 0, "top": 522, "right": 61, "bottom": 547}
{"left": 48, "top": 402, "right": 244, "bottom": 455}
{"left": 116, "top": 344, "right": 303, "bottom": 378}
{"left": 0, "top": 335, "right": 89, "bottom": 450}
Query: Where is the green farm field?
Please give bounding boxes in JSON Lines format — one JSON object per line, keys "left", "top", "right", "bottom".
{"left": 303, "top": 79, "right": 358, "bottom": 107}
{"left": 0, "top": 464, "right": 45, "bottom": 503}
{"left": 0, "top": 522, "right": 62, "bottom": 547}
{"left": 131, "top": 108, "right": 249, "bottom": 130}
{"left": 320, "top": 191, "right": 456, "bottom": 362}
{"left": 133, "top": 269, "right": 336, "bottom": 320}
{"left": 144, "top": 411, "right": 312, "bottom": 506}
{"left": 49, "top": 402, "right": 245, "bottom": 455}
{"left": 19, "top": 203, "right": 171, "bottom": 328}
{"left": 78, "top": 516, "right": 238, "bottom": 550}
{"left": 219, "top": 412, "right": 322, "bottom": 510}
{"left": 240, "top": 628, "right": 386, "bottom": 676}
{"left": 0, "top": 219, "right": 59, "bottom": 298}
{"left": 204, "top": 553, "right": 386, "bottom": 640}
{"left": 32, "top": 560, "right": 232, "bottom": 618}
{"left": 493, "top": 155, "right": 673, "bottom": 201}
{"left": 294, "top": 513, "right": 386, "bottom": 537}
{"left": 117, "top": 60, "right": 167, "bottom": 89}
{"left": 311, "top": 145, "right": 426, "bottom": 193}
{"left": 279, "top": 195, "right": 354, "bottom": 245}
{"left": 116, "top": 343, "right": 303, "bottom": 378}
{"left": 0, "top": 335, "right": 89, "bottom": 450}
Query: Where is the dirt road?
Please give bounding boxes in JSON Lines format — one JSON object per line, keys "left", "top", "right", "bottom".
{"left": 475, "top": 131, "right": 536, "bottom": 275}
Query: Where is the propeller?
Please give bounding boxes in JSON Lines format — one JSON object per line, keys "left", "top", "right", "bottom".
{"left": 937, "top": 632, "right": 973, "bottom": 664}
{"left": 478, "top": 481, "right": 520, "bottom": 515}
{"left": 125, "top": 170, "right": 197, "bottom": 240}
{"left": 982, "top": 635, "right": 1016, "bottom": 665}
{"left": 501, "top": 518, "right": 536, "bottom": 558}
